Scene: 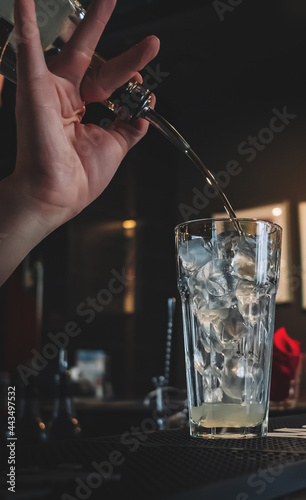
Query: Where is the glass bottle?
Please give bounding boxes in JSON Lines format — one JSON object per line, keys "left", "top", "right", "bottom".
{"left": 0, "top": 0, "right": 83, "bottom": 81}
{"left": 0, "top": 0, "right": 200, "bottom": 151}
{"left": 47, "top": 349, "right": 82, "bottom": 441}
{"left": 0, "top": 0, "right": 153, "bottom": 120}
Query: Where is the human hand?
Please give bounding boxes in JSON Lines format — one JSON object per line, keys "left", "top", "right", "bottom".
{"left": 13, "top": 0, "right": 160, "bottom": 229}
{"left": 0, "top": 0, "right": 159, "bottom": 285}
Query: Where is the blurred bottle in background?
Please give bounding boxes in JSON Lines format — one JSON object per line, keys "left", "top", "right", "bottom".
{"left": 47, "top": 349, "right": 82, "bottom": 441}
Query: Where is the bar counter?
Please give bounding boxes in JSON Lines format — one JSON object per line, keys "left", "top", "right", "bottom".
{"left": 1, "top": 405, "right": 306, "bottom": 500}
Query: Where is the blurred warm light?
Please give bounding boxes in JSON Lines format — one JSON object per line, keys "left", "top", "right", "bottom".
{"left": 71, "top": 418, "right": 78, "bottom": 425}
{"left": 122, "top": 220, "right": 137, "bottom": 230}
{"left": 38, "top": 421, "right": 45, "bottom": 430}
{"left": 272, "top": 207, "right": 283, "bottom": 217}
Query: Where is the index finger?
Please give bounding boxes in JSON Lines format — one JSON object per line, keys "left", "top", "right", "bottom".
{"left": 14, "top": 0, "right": 48, "bottom": 82}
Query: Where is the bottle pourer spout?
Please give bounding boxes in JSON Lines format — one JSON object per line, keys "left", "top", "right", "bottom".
{"left": 103, "top": 81, "right": 153, "bottom": 121}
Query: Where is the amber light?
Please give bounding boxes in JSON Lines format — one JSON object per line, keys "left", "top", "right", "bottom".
{"left": 122, "top": 220, "right": 137, "bottom": 230}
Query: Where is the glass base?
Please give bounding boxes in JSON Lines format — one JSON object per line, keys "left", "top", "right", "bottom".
{"left": 190, "top": 420, "right": 268, "bottom": 439}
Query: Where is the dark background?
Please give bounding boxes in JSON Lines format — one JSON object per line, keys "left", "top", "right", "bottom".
{"left": 1, "top": 0, "right": 306, "bottom": 400}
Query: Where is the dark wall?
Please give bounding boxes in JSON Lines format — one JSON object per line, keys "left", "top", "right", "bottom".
{"left": 1, "top": 0, "right": 306, "bottom": 398}
{"left": 101, "top": 0, "right": 306, "bottom": 391}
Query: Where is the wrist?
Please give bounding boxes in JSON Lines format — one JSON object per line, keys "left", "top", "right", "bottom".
{"left": 0, "top": 172, "right": 68, "bottom": 285}
{"left": 3, "top": 171, "right": 72, "bottom": 235}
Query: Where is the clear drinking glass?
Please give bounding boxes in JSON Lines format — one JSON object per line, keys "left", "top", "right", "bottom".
{"left": 175, "top": 218, "right": 282, "bottom": 438}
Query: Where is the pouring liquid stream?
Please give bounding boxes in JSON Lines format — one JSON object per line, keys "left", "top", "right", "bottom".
{"left": 144, "top": 108, "right": 243, "bottom": 235}
{"left": 88, "top": 53, "right": 242, "bottom": 234}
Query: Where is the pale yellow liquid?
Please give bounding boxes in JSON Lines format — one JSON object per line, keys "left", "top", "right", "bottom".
{"left": 191, "top": 403, "right": 265, "bottom": 428}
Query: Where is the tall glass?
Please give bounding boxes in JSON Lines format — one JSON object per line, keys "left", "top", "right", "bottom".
{"left": 175, "top": 218, "right": 282, "bottom": 438}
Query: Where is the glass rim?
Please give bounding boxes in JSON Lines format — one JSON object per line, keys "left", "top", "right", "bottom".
{"left": 174, "top": 217, "right": 282, "bottom": 233}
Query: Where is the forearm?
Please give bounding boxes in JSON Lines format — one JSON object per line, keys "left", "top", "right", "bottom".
{"left": 0, "top": 173, "right": 58, "bottom": 286}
